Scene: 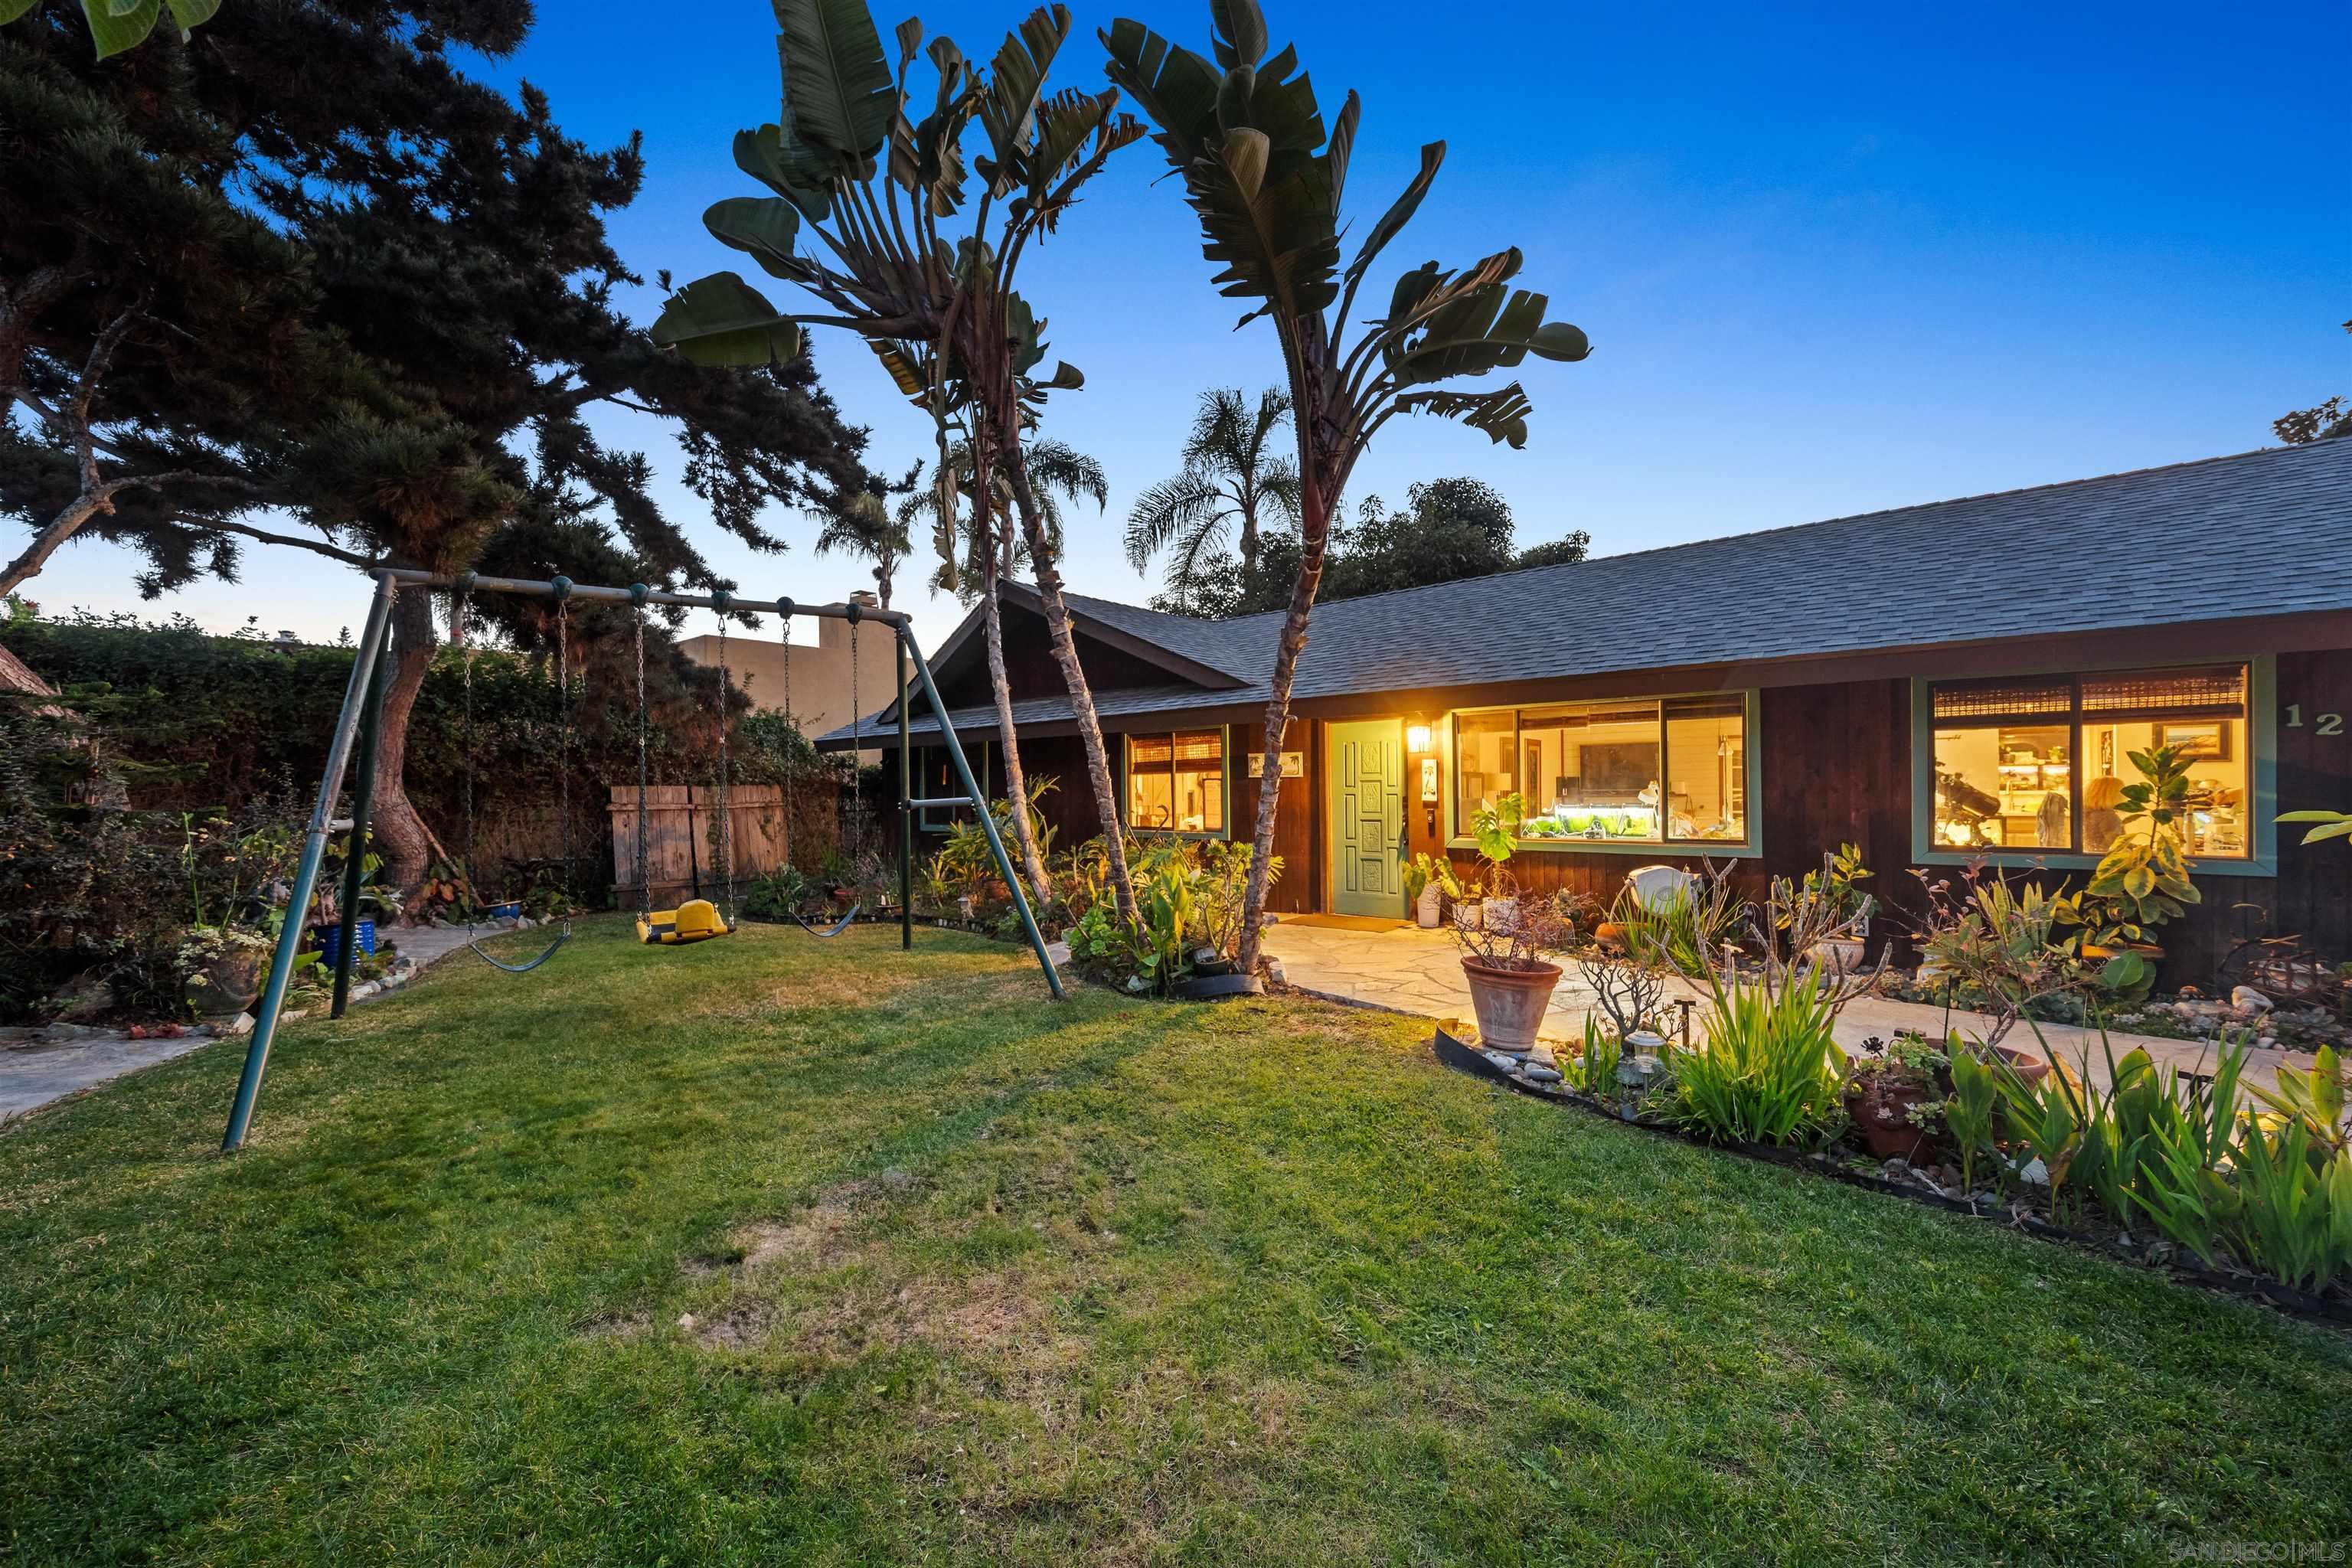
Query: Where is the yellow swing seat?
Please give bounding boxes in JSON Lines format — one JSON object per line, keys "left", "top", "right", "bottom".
{"left": 638, "top": 898, "right": 733, "bottom": 946}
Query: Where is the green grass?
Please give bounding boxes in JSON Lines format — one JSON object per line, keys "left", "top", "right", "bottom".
{"left": 4, "top": 917, "right": 2347, "bottom": 1566}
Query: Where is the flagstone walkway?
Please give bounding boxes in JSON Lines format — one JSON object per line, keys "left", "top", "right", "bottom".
{"left": 1262, "top": 920, "right": 2314, "bottom": 1091}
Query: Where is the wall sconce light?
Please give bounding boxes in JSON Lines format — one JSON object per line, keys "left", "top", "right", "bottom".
{"left": 1406, "top": 721, "right": 1432, "bottom": 754}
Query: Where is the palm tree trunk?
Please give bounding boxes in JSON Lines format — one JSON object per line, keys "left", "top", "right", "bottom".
{"left": 973, "top": 483, "right": 1055, "bottom": 908}
{"left": 1002, "top": 452, "right": 1139, "bottom": 926}
{"left": 1233, "top": 483, "right": 1333, "bottom": 977}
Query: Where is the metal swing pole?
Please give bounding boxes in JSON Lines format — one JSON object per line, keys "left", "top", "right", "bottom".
{"left": 897, "top": 622, "right": 1063, "bottom": 1000}
{"left": 328, "top": 639, "right": 393, "bottom": 1020}
{"left": 898, "top": 635, "right": 912, "bottom": 952}
{"left": 223, "top": 572, "right": 400, "bottom": 1151}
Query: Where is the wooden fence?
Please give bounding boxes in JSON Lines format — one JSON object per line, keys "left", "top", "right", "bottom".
{"left": 606, "top": 783, "right": 839, "bottom": 909}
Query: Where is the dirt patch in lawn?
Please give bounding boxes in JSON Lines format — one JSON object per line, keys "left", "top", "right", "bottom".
{"left": 681, "top": 1181, "right": 871, "bottom": 1279}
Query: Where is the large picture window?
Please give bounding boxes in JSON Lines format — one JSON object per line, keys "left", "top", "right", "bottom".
{"left": 1454, "top": 694, "right": 1752, "bottom": 847}
{"left": 1125, "top": 729, "right": 1226, "bottom": 835}
{"left": 1927, "top": 663, "right": 2252, "bottom": 860}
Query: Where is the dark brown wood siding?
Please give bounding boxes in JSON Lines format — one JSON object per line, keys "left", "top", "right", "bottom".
{"left": 1417, "top": 652, "right": 2352, "bottom": 989}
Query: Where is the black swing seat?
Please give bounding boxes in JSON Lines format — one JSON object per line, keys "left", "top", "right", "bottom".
{"left": 466, "top": 926, "right": 572, "bottom": 973}
{"left": 789, "top": 902, "right": 861, "bottom": 939}
{"left": 639, "top": 898, "right": 733, "bottom": 946}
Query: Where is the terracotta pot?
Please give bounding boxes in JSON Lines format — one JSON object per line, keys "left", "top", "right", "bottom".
{"left": 1845, "top": 1076, "right": 1937, "bottom": 1161}
{"left": 1461, "top": 957, "right": 1563, "bottom": 1055}
{"left": 1967, "top": 1041, "right": 2050, "bottom": 1089}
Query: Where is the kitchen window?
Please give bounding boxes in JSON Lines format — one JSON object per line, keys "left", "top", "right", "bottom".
{"left": 1923, "top": 662, "right": 2255, "bottom": 861}
{"left": 1452, "top": 693, "right": 1755, "bottom": 848}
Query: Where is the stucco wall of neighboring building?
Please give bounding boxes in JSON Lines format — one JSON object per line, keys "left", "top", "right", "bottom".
{"left": 679, "top": 609, "right": 900, "bottom": 761}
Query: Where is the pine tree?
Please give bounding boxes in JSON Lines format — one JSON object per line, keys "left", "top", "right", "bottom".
{"left": 1, "top": 3, "right": 875, "bottom": 892}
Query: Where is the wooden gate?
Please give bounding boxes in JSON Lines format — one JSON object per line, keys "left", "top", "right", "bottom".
{"left": 607, "top": 782, "right": 838, "bottom": 909}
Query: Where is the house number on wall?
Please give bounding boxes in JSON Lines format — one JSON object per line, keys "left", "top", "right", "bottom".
{"left": 2283, "top": 704, "right": 2344, "bottom": 737}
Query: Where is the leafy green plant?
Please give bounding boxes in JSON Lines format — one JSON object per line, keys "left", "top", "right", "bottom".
{"left": 2277, "top": 807, "right": 2352, "bottom": 848}
{"left": 1943, "top": 1044, "right": 1999, "bottom": 1198}
{"left": 1568, "top": 1012, "right": 1622, "bottom": 1095}
{"left": 1468, "top": 791, "right": 1526, "bottom": 867}
{"left": 2227, "top": 1121, "right": 2352, "bottom": 1291}
{"left": 1669, "top": 979, "right": 1846, "bottom": 1147}
{"left": 2057, "top": 745, "right": 2201, "bottom": 995}
{"left": 2250, "top": 1044, "right": 2347, "bottom": 1157}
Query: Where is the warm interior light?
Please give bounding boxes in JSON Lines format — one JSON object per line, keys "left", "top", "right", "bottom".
{"left": 1406, "top": 723, "right": 1432, "bottom": 753}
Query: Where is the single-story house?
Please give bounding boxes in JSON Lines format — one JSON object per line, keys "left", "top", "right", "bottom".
{"left": 821, "top": 440, "right": 2352, "bottom": 984}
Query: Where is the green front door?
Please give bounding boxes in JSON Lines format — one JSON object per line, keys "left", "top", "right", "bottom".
{"left": 1326, "top": 719, "right": 1405, "bottom": 918}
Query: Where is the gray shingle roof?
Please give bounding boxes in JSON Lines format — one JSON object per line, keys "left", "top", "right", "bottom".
{"left": 828, "top": 442, "right": 2352, "bottom": 743}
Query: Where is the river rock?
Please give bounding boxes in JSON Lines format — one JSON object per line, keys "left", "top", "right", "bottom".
{"left": 2230, "top": 986, "right": 2273, "bottom": 1014}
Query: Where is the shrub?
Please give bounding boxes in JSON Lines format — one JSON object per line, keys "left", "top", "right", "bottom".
{"left": 1670, "top": 980, "right": 1846, "bottom": 1147}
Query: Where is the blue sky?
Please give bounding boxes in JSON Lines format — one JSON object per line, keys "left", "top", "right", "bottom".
{"left": 27, "top": 0, "right": 2350, "bottom": 648}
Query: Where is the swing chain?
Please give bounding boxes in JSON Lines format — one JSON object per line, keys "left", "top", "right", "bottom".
{"left": 457, "top": 576, "right": 479, "bottom": 929}
{"left": 713, "top": 590, "right": 734, "bottom": 925}
{"left": 553, "top": 577, "right": 573, "bottom": 930}
{"left": 631, "top": 587, "right": 651, "bottom": 916}
{"left": 778, "top": 596, "right": 795, "bottom": 876}
{"left": 848, "top": 602, "right": 861, "bottom": 869}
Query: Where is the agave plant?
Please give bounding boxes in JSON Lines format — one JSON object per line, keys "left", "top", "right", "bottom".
{"left": 653, "top": 0, "right": 1148, "bottom": 924}
{"left": 1102, "top": 0, "right": 1591, "bottom": 972}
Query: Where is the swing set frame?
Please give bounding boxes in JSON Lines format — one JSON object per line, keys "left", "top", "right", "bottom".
{"left": 220, "top": 567, "right": 1064, "bottom": 1152}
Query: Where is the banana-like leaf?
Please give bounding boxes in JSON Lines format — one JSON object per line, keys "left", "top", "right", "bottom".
{"left": 1396, "top": 382, "right": 1535, "bottom": 448}
{"left": 735, "top": 126, "right": 833, "bottom": 220}
{"left": 704, "top": 197, "right": 809, "bottom": 283}
{"left": 1344, "top": 141, "right": 1443, "bottom": 289}
{"left": 868, "top": 340, "right": 929, "bottom": 400}
{"left": 1220, "top": 126, "right": 1269, "bottom": 203}
{"left": 977, "top": 5, "right": 1072, "bottom": 194}
{"left": 1004, "top": 290, "right": 1046, "bottom": 377}
{"left": 1037, "top": 361, "right": 1083, "bottom": 390}
{"left": 0, "top": 0, "right": 40, "bottom": 21}
{"left": 80, "top": 0, "right": 158, "bottom": 57}
{"left": 1323, "top": 90, "right": 1360, "bottom": 213}
{"left": 1100, "top": 21, "right": 1223, "bottom": 160}
{"left": 1208, "top": 0, "right": 1266, "bottom": 68}
{"left": 775, "top": 0, "right": 896, "bottom": 177}
{"left": 165, "top": 0, "right": 217, "bottom": 27}
{"left": 650, "top": 273, "right": 807, "bottom": 368}
{"left": 1385, "top": 272, "right": 1588, "bottom": 387}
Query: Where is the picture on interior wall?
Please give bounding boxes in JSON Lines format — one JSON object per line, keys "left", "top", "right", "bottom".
{"left": 2153, "top": 721, "right": 2230, "bottom": 760}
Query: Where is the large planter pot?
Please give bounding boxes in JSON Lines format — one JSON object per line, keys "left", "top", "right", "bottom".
{"left": 185, "top": 954, "right": 262, "bottom": 1018}
{"left": 1416, "top": 884, "right": 1443, "bottom": 929}
{"left": 1966, "top": 1041, "right": 2050, "bottom": 1089}
{"left": 1462, "top": 957, "right": 1563, "bottom": 1055}
{"left": 1806, "top": 936, "right": 1869, "bottom": 975}
{"left": 1845, "top": 1077, "right": 1939, "bottom": 1161}
{"left": 1454, "top": 900, "right": 1484, "bottom": 933}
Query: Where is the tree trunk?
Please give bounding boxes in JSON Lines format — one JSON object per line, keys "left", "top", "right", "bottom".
{"left": 1233, "top": 484, "right": 1334, "bottom": 978}
{"left": 976, "top": 504, "right": 1055, "bottom": 908}
{"left": 0, "top": 489, "right": 113, "bottom": 603}
{"left": 1003, "top": 452, "right": 1138, "bottom": 926}
{"left": 368, "top": 583, "right": 441, "bottom": 906}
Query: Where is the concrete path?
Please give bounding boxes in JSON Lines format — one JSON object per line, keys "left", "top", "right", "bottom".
{"left": 1263, "top": 920, "right": 2317, "bottom": 1092}
{"left": 0, "top": 923, "right": 485, "bottom": 1124}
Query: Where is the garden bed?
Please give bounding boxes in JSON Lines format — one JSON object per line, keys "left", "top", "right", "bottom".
{"left": 1433, "top": 1024, "right": 2352, "bottom": 1327}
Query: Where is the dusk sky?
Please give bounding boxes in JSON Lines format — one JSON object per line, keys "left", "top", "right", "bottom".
{"left": 24, "top": 0, "right": 2349, "bottom": 649}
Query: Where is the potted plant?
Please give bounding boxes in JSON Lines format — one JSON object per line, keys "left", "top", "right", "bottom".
{"left": 1468, "top": 792, "right": 1528, "bottom": 932}
{"left": 1451, "top": 795, "right": 1567, "bottom": 1054}
{"left": 2057, "top": 743, "right": 2200, "bottom": 1000}
{"left": 1844, "top": 1031, "right": 1947, "bottom": 1161}
{"left": 178, "top": 924, "right": 273, "bottom": 1018}
{"left": 1794, "top": 842, "right": 1874, "bottom": 973}
{"left": 1403, "top": 852, "right": 1456, "bottom": 929}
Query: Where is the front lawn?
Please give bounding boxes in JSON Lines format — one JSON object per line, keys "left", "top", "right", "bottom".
{"left": 3, "top": 918, "right": 2346, "bottom": 1565}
